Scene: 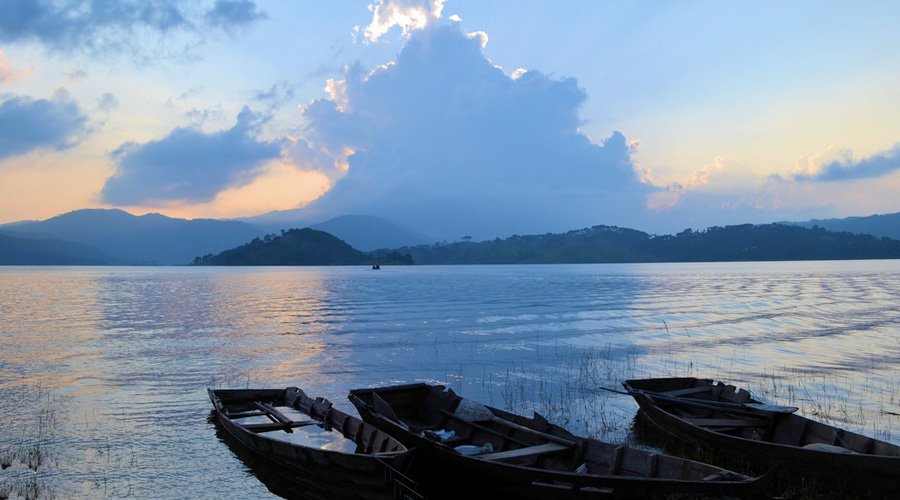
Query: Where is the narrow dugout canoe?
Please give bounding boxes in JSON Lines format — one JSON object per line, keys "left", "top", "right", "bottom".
{"left": 623, "top": 377, "right": 900, "bottom": 493}
{"left": 208, "top": 387, "right": 422, "bottom": 500}
{"left": 349, "top": 383, "right": 767, "bottom": 499}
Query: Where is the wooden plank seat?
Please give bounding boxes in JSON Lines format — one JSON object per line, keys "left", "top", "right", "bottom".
{"left": 685, "top": 417, "right": 769, "bottom": 428}
{"left": 478, "top": 442, "right": 570, "bottom": 461}
{"left": 225, "top": 410, "right": 267, "bottom": 419}
{"left": 242, "top": 420, "right": 319, "bottom": 433}
{"left": 439, "top": 409, "right": 531, "bottom": 447}
{"left": 255, "top": 402, "right": 293, "bottom": 426}
{"left": 659, "top": 386, "right": 711, "bottom": 397}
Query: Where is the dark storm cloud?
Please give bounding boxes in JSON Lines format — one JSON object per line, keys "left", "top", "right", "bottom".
{"left": 300, "top": 25, "right": 653, "bottom": 239}
{"left": 0, "top": 91, "right": 88, "bottom": 160}
{"left": 100, "top": 107, "right": 282, "bottom": 204}
{"left": 0, "top": 0, "right": 266, "bottom": 54}
{"left": 792, "top": 143, "right": 900, "bottom": 183}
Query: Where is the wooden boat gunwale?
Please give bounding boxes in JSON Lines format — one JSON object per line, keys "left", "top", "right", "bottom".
{"left": 208, "top": 386, "right": 420, "bottom": 500}
{"left": 349, "top": 382, "right": 768, "bottom": 499}
{"left": 622, "top": 377, "right": 900, "bottom": 492}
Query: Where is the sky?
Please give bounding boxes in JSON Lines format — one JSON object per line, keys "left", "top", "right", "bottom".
{"left": 1, "top": 0, "right": 899, "bottom": 239}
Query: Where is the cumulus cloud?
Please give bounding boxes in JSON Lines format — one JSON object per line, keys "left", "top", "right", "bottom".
{"left": 300, "top": 25, "right": 652, "bottom": 238}
{"left": 645, "top": 157, "right": 729, "bottom": 210}
{"left": 0, "top": 50, "right": 33, "bottom": 83}
{"left": 0, "top": 0, "right": 266, "bottom": 55}
{"left": 363, "top": 0, "right": 445, "bottom": 43}
{"left": 0, "top": 89, "right": 88, "bottom": 160}
{"left": 790, "top": 143, "right": 900, "bottom": 182}
{"left": 100, "top": 107, "right": 282, "bottom": 205}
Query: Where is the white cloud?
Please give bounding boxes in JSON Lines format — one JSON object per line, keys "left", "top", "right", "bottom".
{"left": 645, "top": 157, "right": 728, "bottom": 210}
{"left": 466, "top": 30, "right": 488, "bottom": 48}
{"left": 791, "top": 145, "right": 847, "bottom": 178}
{"left": 785, "top": 143, "right": 900, "bottom": 183}
{"left": 299, "top": 25, "right": 653, "bottom": 238}
{"left": 0, "top": 51, "right": 33, "bottom": 84}
{"left": 324, "top": 78, "right": 349, "bottom": 112}
{"left": 363, "top": 0, "right": 445, "bottom": 43}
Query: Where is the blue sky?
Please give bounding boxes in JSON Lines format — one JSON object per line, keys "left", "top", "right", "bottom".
{"left": 1, "top": 0, "right": 899, "bottom": 238}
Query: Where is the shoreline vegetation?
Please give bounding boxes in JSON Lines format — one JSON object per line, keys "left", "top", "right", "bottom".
{"left": 189, "top": 223, "right": 900, "bottom": 267}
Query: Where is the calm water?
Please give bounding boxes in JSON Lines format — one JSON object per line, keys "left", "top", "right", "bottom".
{"left": 1, "top": 262, "right": 899, "bottom": 498}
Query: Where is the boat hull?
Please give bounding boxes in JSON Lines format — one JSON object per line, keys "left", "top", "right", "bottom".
{"left": 350, "top": 383, "right": 765, "bottom": 499}
{"left": 624, "top": 377, "right": 900, "bottom": 494}
{"left": 209, "top": 387, "right": 419, "bottom": 500}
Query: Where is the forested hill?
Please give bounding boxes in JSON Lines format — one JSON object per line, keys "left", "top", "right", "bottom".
{"left": 191, "top": 228, "right": 370, "bottom": 265}
{"left": 787, "top": 211, "right": 900, "bottom": 240}
{"left": 402, "top": 223, "right": 900, "bottom": 264}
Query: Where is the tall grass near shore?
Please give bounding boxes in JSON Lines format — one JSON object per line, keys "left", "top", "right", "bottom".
{"left": 0, "top": 384, "right": 60, "bottom": 500}
{"left": 439, "top": 323, "right": 900, "bottom": 450}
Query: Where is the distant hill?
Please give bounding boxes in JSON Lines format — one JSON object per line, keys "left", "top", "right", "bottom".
{"left": 246, "top": 213, "right": 433, "bottom": 251}
{"left": 402, "top": 223, "right": 900, "bottom": 264}
{"left": 235, "top": 206, "right": 316, "bottom": 225}
{"left": 0, "top": 233, "right": 116, "bottom": 265}
{"left": 786, "top": 212, "right": 900, "bottom": 240}
{"left": 0, "top": 209, "right": 263, "bottom": 265}
{"left": 192, "top": 228, "right": 383, "bottom": 265}
{"left": 309, "top": 215, "right": 433, "bottom": 250}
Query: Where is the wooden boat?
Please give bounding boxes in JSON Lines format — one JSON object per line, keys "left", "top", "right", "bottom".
{"left": 348, "top": 383, "right": 767, "bottom": 499}
{"left": 208, "top": 387, "right": 422, "bottom": 500}
{"left": 622, "top": 377, "right": 900, "bottom": 493}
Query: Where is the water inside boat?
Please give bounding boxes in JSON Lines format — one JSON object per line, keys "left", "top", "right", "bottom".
{"left": 231, "top": 406, "right": 359, "bottom": 453}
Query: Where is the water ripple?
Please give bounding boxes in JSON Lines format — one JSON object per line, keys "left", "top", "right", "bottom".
{"left": 1, "top": 262, "right": 899, "bottom": 498}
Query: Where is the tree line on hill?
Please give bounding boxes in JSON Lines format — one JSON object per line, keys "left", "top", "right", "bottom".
{"left": 189, "top": 223, "right": 900, "bottom": 266}
{"left": 191, "top": 228, "right": 413, "bottom": 266}
{"left": 398, "top": 223, "right": 900, "bottom": 265}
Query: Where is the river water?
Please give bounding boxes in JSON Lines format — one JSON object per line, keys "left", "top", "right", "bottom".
{"left": 1, "top": 262, "right": 899, "bottom": 498}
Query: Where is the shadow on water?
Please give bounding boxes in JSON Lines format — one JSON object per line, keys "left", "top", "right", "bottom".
{"left": 209, "top": 412, "right": 341, "bottom": 500}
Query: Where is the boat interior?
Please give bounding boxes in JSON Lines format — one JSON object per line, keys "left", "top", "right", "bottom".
{"left": 626, "top": 378, "right": 900, "bottom": 456}
{"left": 351, "top": 384, "right": 743, "bottom": 481}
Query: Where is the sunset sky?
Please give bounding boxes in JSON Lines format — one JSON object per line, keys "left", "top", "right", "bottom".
{"left": 2, "top": 0, "right": 899, "bottom": 238}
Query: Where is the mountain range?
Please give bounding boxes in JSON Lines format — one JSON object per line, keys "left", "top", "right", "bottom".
{"left": 0, "top": 209, "right": 431, "bottom": 265}
{"left": 1, "top": 208, "right": 899, "bottom": 265}
{"left": 0, "top": 209, "right": 262, "bottom": 265}
{"left": 784, "top": 212, "right": 900, "bottom": 240}
{"left": 0, "top": 233, "right": 115, "bottom": 265}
